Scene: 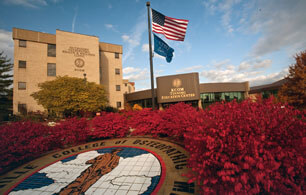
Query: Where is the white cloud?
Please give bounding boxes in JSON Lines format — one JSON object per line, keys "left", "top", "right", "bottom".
{"left": 253, "top": 59, "right": 272, "bottom": 69}
{"left": 123, "top": 67, "right": 140, "bottom": 74}
{"left": 105, "top": 24, "right": 114, "bottom": 29}
{"left": 4, "top": 0, "right": 48, "bottom": 8}
{"left": 238, "top": 61, "right": 250, "bottom": 71}
{"left": 123, "top": 68, "right": 149, "bottom": 81}
{"left": 176, "top": 65, "right": 204, "bottom": 73}
{"left": 72, "top": 5, "right": 78, "bottom": 32}
{"left": 122, "top": 13, "right": 147, "bottom": 63}
{"left": 200, "top": 63, "right": 287, "bottom": 86}
{"left": 203, "top": 0, "right": 306, "bottom": 56}
{"left": 203, "top": 0, "right": 241, "bottom": 33}
{"left": 244, "top": 0, "right": 306, "bottom": 57}
{"left": 0, "top": 29, "right": 14, "bottom": 62}
{"left": 248, "top": 69, "right": 288, "bottom": 86}
{"left": 141, "top": 44, "right": 164, "bottom": 60}
{"left": 141, "top": 44, "right": 150, "bottom": 52}
{"left": 122, "top": 34, "right": 139, "bottom": 46}
{"left": 212, "top": 59, "right": 231, "bottom": 69}
{"left": 155, "top": 69, "right": 164, "bottom": 77}
{"left": 105, "top": 24, "right": 119, "bottom": 33}
{"left": 238, "top": 59, "right": 272, "bottom": 71}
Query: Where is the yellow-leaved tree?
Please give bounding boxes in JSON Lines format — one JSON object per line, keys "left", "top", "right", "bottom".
{"left": 278, "top": 50, "right": 306, "bottom": 109}
{"left": 31, "top": 76, "right": 108, "bottom": 117}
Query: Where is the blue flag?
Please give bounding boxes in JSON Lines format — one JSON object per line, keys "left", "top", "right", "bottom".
{"left": 153, "top": 34, "right": 174, "bottom": 63}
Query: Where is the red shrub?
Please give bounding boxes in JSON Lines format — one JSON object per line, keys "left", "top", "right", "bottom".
{"left": 129, "top": 103, "right": 200, "bottom": 140}
{"left": 184, "top": 98, "right": 305, "bottom": 194}
{"left": 128, "top": 108, "right": 162, "bottom": 137}
{"left": 0, "top": 121, "right": 56, "bottom": 174}
{"left": 53, "top": 117, "right": 90, "bottom": 146}
{"left": 157, "top": 103, "right": 200, "bottom": 140}
{"left": 90, "top": 112, "right": 129, "bottom": 139}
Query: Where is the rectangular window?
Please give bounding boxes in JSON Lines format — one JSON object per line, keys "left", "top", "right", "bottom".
{"left": 115, "top": 68, "right": 120, "bottom": 75}
{"left": 19, "top": 40, "right": 26, "bottom": 47}
{"left": 116, "top": 85, "right": 121, "bottom": 91}
{"left": 47, "top": 44, "right": 56, "bottom": 57}
{"left": 18, "top": 104, "right": 27, "bottom": 115}
{"left": 19, "top": 60, "right": 26, "bottom": 68}
{"left": 47, "top": 63, "right": 56, "bottom": 76}
{"left": 125, "top": 83, "right": 127, "bottom": 87}
{"left": 18, "top": 82, "right": 26, "bottom": 90}
{"left": 117, "top": 101, "right": 122, "bottom": 108}
{"left": 115, "top": 52, "right": 119, "bottom": 59}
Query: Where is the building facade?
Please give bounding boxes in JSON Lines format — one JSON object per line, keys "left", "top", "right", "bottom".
{"left": 125, "top": 72, "right": 250, "bottom": 109}
{"left": 249, "top": 79, "right": 286, "bottom": 100}
{"left": 12, "top": 28, "right": 129, "bottom": 114}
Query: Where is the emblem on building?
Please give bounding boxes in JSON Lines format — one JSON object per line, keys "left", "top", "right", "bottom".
{"left": 172, "top": 78, "right": 182, "bottom": 88}
{"left": 75, "top": 58, "right": 85, "bottom": 68}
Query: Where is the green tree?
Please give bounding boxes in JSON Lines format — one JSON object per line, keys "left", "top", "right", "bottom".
{"left": 31, "top": 76, "right": 108, "bottom": 117}
{"left": 0, "top": 52, "right": 13, "bottom": 121}
{"left": 278, "top": 50, "right": 306, "bottom": 109}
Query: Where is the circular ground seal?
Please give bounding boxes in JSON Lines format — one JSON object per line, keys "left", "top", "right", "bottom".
{"left": 1, "top": 138, "right": 198, "bottom": 195}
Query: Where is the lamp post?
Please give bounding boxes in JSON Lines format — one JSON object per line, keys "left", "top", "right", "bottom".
{"left": 83, "top": 73, "right": 87, "bottom": 83}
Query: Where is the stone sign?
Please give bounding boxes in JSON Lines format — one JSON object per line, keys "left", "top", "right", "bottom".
{"left": 156, "top": 73, "right": 200, "bottom": 103}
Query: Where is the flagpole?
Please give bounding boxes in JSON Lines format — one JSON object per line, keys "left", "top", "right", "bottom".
{"left": 146, "top": 1, "right": 155, "bottom": 110}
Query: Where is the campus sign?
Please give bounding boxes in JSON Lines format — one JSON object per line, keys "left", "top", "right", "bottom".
{"left": 156, "top": 72, "right": 200, "bottom": 103}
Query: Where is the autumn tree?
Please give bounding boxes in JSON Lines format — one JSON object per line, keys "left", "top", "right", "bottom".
{"left": 278, "top": 50, "right": 306, "bottom": 109}
{"left": 0, "top": 52, "right": 13, "bottom": 121}
{"left": 31, "top": 76, "right": 108, "bottom": 117}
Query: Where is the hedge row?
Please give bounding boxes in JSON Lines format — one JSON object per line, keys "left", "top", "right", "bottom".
{"left": 0, "top": 98, "right": 305, "bottom": 194}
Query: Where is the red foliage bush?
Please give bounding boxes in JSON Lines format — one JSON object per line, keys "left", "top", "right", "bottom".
{"left": 157, "top": 103, "right": 200, "bottom": 140}
{"left": 129, "top": 103, "right": 200, "bottom": 140}
{"left": 128, "top": 108, "right": 161, "bottom": 137}
{"left": 90, "top": 112, "right": 129, "bottom": 139}
{"left": 52, "top": 117, "right": 90, "bottom": 147}
{"left": 0, "top": 117, "right": 90, "bottom": 174}
{"left": 0, "top": 121, "right": 56, "bottom": 173}
{"left": 184, "top": 98, "right": 305, "bottom": 194}
{"left": 1, "top": 99, "right": 305, "bottom": 194}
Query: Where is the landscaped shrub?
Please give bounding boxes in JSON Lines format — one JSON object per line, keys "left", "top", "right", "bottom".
{"left": 128, "top": 108, "right": 161, "bottom": 136}
{"left": 90, "top": 112, "right": 129, "bottom": 139}
{"left": 129, "top": 103, "right": 200, "bottom": 140}
{"left": 0, "top": 121, "right": 55, "bottom": 174}
{"left": 184, "top": 98, "right": 305, "bottom": 194}
{"left": 53, "top": 117, "right": 90, "bottom": 147}
{"left": 157, "top": 103, "right": 199, "bottom": 140}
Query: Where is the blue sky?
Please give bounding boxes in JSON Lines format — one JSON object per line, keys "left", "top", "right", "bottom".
{"left": 0, "top": 0, "right": 305, "bottom": 90}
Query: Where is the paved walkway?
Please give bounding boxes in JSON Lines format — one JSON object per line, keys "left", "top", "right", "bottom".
{"left": 0, "top": 137, "right": 198, "bottom": 195}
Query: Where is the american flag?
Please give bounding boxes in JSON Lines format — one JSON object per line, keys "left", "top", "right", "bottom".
{"left": 151, "top": 9, "right": 189, "bottom": 41}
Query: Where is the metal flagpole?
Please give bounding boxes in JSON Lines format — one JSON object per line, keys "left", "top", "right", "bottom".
{"left": 146, "top": 1, "right": 155, "bottom": 110}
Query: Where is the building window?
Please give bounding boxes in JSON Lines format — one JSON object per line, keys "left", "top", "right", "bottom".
{"left": 200, "top": 92, "right": 244, "bottom": 108}
{"left": 19, "top": 40, "right": 26, "bottom": 47}
{"left": 115, "top": 68, "right": 120, "bottom": 75}
{"left": 115, "top": 52, "right": 119, "bottom": 59}
{"left": 47, "top": 44, "right": 56, "bottom": 57}
{"left": 19, "top": 60, "right": 26, "bottom": 68}
{"left": 125, "top": 83, "right": 127, "bottom": 87}
{"left": 117, "top": 101, "right": 122, "bottom": 108}
{"left": 18, "top": 82, "right": 26, "bottom": 90}
{"left": 47, "top": 63, "right": 56, "bottom": 76}
{"left": 116, "top": 85, "right": 121, "bottom": 91}
{"left": 18, "top": 104, "right": 27, "bottom": 115}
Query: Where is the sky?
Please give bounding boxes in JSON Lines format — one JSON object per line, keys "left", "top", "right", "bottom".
{"left": 0, "top": 0, "right": 305, "bottom": 90}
